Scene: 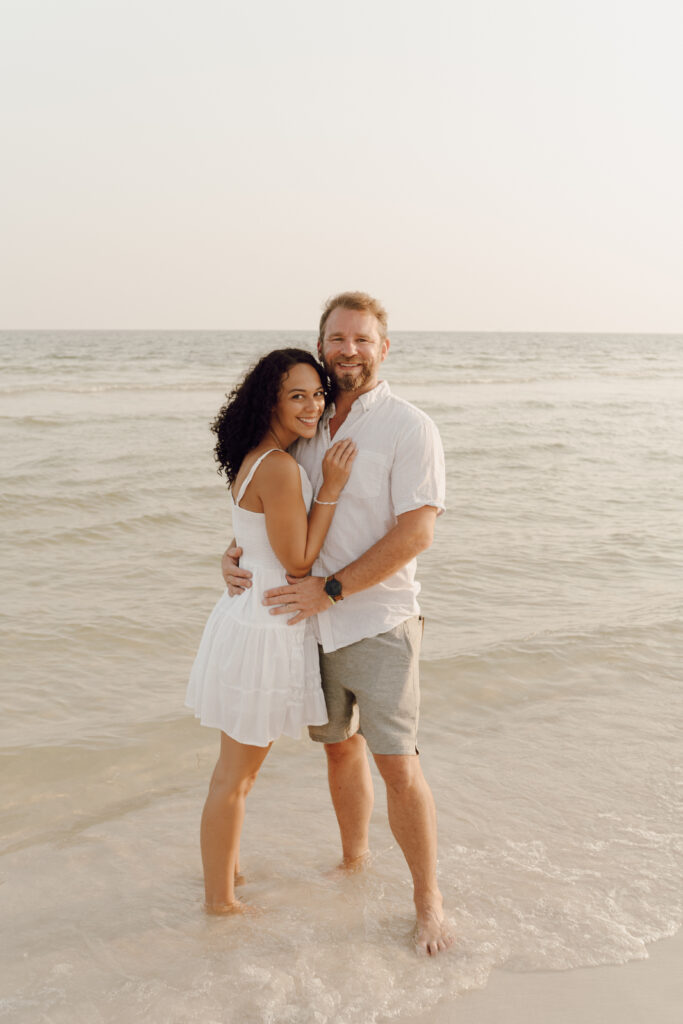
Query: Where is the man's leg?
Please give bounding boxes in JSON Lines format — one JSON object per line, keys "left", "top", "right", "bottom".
{"left": 373, "top": 752, "right": 453, "bottom": 955}
{"left": 324, "top": 733, "right": 374, "bottom": 866}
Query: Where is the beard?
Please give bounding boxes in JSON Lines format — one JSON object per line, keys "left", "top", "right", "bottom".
{"left": 326, "top": 359, "right": 374, "bottom": 393}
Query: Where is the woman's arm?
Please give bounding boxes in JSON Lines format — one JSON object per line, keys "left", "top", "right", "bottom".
{"left": 258, "top": 443, "right": 356, "bottom": 577}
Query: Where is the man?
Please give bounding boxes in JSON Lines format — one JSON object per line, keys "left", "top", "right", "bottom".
{"left": 222, "top": 291, "right": 453, "bottom": 955}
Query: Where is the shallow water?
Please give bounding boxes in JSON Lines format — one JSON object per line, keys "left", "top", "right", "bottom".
{"left": 1, "top": 331, "right": 682, "bottom": 1021}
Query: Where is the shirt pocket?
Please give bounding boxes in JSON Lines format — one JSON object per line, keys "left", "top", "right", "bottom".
{"left": 343, "top": 450, "right": 389, "bottom": 499}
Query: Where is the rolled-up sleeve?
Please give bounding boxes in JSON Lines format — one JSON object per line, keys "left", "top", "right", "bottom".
{"left": 390, "top": 414, "right": 446, "bottom": 517}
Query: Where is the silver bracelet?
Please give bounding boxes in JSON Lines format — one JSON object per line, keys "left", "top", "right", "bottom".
{"left": 315, "top": 498, "right": 338, "bottom": 506}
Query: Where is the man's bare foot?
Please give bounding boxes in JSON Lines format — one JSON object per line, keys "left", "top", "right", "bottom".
{"left": 203, "top": 899, "right": 258, "bottom": 916}
{"left": 325, "top": 850, "right": 372, "bottom": 878}
{"left": 414, "top": 905, "right": 455, "bottom": 956}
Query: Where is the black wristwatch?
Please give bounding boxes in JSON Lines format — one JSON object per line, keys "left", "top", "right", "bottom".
{"left": 323, "top": 575, "right": 343, "bottom": 604}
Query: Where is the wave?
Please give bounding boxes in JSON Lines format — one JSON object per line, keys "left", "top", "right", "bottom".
{"left": 0, "top": 413, "right": 204, "bottom": 427}
{"left": 0, "top": 381, "right": 230, "bottom": 395}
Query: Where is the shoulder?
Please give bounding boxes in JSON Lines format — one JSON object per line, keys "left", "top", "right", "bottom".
{"left": 380, "top": 391, "right": 441, "bottom": 437}
{"left": 378, "top": 394, "right": 444, "bottom": 476}
{"left": 255, "top": 449, "right": 302, "bottom": 492}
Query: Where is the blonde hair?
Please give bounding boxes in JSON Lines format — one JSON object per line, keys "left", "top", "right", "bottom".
{"left": 318, "top": 291, "right": 388, "bottom": 345}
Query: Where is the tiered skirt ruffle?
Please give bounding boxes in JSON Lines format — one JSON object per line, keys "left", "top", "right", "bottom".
{"left": 185, "top": 586, "right": 327, "bottom": 746}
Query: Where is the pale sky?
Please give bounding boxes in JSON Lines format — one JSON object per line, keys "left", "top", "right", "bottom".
{"left": 2, "top": 0, "right": 682, "bottom": 331}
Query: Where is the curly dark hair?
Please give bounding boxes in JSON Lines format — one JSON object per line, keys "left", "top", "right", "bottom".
{"left": 211, "top": 348, "right": 329, "bottom": 483}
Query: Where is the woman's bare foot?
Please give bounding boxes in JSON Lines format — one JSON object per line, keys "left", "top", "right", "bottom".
{"left": 414, "top": 904, "right": 455, "bottom": 956}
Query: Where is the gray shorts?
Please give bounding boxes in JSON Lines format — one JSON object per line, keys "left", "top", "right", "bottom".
{"left": 309, "top": 616, "right": 423, "bottom": 755}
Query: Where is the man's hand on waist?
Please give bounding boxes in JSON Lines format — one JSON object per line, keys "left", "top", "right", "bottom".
{"left": 262, "top": 575, "right": 328, "bottom": 625}
{"left": 222, "top": 544, "right": 253, "bottom": 596}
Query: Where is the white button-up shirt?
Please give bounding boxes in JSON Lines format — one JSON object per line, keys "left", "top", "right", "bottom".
{"left": 291, "top": 380, "right": 446, "bottom": 653}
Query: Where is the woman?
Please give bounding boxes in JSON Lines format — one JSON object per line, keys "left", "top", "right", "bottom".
{"left": 185, "top": 348, "right": 356, "bottom": 914}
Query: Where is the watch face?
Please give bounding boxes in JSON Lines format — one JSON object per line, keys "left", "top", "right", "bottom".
{"left": 324, "top": 577, "right": 342, "bottom": 599}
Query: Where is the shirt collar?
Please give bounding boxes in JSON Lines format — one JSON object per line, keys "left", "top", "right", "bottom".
{"left": 325, "top": 380, "right": 390, "bottom": 422}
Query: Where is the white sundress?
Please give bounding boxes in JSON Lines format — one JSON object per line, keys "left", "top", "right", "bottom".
{"left": 185, "top": 449, "right": 328, "bottom": 746}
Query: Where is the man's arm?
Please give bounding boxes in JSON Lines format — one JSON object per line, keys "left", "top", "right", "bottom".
{"left": 262, "top": 506, "right": 438, "bottom": 625}
{"left": 222, "top": 541, "right": 252, "bottom": 595}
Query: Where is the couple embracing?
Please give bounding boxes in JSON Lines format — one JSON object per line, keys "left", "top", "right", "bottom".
{"left": 185, "top": 291, "right": 453, "bottom": 956}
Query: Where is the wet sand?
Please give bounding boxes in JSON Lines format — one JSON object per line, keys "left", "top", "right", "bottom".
{"left": 402, "top": 928, "right": 683, "bottom": 1024}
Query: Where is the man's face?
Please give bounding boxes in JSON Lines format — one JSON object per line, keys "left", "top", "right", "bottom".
{"left": 318, "top": 308, "right": 389, "bottom": 394}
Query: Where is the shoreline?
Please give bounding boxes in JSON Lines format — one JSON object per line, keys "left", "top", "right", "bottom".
{"left": 400, "top": 928, "right": 683, "bottom": 1024}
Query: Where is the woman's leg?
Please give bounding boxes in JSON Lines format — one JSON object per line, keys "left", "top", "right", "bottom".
{"left": 200, "top": 731, "right": 272, "bottom": 913}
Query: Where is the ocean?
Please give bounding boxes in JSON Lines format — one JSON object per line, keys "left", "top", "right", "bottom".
{"left": 1, "top": 330, "right": 682, "bottom": 1022}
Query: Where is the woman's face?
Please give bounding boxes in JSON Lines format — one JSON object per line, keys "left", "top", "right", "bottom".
{"left": 270, "top": 363, "right": 325, "bottom": 443}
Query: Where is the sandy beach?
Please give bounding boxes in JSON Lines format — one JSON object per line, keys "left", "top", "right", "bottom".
{"left": 403, "top": 928, "right": 683, "bottom": 1024}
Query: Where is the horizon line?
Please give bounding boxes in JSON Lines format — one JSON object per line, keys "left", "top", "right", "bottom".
{"left": 1, "top": 327, "right": 682, "bottom": 337}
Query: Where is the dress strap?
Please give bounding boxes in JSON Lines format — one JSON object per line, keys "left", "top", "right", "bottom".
{"left": 234, "top": 449, "right": 284, "bottom": 506}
